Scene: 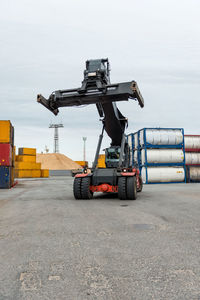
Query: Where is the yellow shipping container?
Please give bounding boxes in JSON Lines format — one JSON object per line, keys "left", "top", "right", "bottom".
{"left": 75, "top": 161, "right": 88, "bottom": 167}
{"left": 18, "top": 148, "right": 36, "bottom": 156}
{"left": 98, "top": 162, "right": 106, "bottom": 168}
{"left": 41, "top": 169, "right": 49, "bottom": 178}
{"left": 97, "top": 154, "right": 106, "bottom": 168}
{"left": 15, "top": 162, "right": 41, "bottom": 170}
{"left": 14, "top": 169, "right": 41, "bottom": 178}
{"left": 0, "top": 120, "right": 13, "bottom": 143}
{"left": 15, "top": 155, "right": 36, "bottom": 163}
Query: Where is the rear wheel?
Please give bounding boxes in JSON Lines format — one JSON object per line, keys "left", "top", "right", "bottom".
{"left": 73, "top": 177, "right": 82, "bottom": 199}
{"left": 81, "top": 177, "right": 93, "bottom": 199}
{"left": 127, "top": 176, "right": 137, "bottom": 200}
{"left": 118, "top": 177, "right": 127, "bottom": 200}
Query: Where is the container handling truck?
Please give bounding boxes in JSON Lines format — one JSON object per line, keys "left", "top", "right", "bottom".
{"left": 37, "top": 58, "right": 144, "bottom": 200}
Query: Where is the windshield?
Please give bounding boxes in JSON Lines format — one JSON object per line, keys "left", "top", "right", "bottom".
{"left": 88, "top": 60, "right": 104, "bottom": 72}
{"left": 106, "top": 148, "right": 120, "bottom": 161}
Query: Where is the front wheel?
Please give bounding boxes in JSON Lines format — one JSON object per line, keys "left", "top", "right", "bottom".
{"left": 126, "top": 176, "right": 137, "bottom": 200}
{"left": 73, "top": 177, "right": 82, "bottom": 199}
{"left": 118, "top": 177, "right": 127, "bottom": 200}
{"left": 81, "top": 177, "right": 93, "bottom": 199}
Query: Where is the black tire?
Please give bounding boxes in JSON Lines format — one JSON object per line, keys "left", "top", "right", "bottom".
{"left": 126, "top": 176, "right": 137, "bottom": 200}
{"left": 73, "top": 177, "right": 82, "bottom": 199}
{"left": 81, "top": 177, "right": 93, "bottom": 199}
{"left": 137, "top": 176, "right": 143, "bottom": 193}
{"left": 118, "top": 176, "right": 127, "bottom": 200}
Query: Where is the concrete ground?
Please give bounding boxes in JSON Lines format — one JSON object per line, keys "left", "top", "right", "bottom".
{"left": 0, "top": 177, "right": 200, "bottom": 300}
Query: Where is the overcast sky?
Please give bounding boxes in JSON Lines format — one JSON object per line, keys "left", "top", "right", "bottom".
{"left": 0, "top": 0, "right": 199, "bottom": 164}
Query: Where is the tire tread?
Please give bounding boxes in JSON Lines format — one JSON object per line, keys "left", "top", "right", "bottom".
{"left": 81, "top": 177, "right": 93, "bottom": 199}
{"left": 73, "top": 177, "right": 82, "bottom": 199}
{"left": 118, "top": 177, "right": 127, "bottom": 200}
{"left": 127, "top": 176, "right": 137, "bottom": 200}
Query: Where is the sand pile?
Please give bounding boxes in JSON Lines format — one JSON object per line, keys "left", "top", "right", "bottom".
{"left": 36, "top": 153, "right": 82, "bottom": 170}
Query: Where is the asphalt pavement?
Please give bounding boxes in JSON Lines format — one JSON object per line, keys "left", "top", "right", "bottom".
{"left": 0, "top": 177, "right": 200, "bottom": 300}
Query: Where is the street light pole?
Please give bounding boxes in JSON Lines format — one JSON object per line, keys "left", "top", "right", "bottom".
{"left": 82, "top": 137, "right": 87, "bottom": 161}
{"left": 49, "top": 123, "right": 64, "bottom": 153}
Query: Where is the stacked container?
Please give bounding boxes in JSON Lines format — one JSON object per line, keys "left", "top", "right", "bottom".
{"left": 75, "top": 161, "right": 88, "bottom": 168}
{"left": 15, "top": 148, "right": 49, "bottom": 178}
{"left": 129, "top": 128, "right": 186, "bottom": 184}
{"left": 184, "top": 135, "right": 200, "bottom": 182}
{"left": 0, "top": 121, "right": 15, "bottom": 188}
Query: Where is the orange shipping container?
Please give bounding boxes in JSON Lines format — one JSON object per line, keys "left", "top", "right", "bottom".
{"left": 0, "top": 120, "right": 14, "bottom": 144}
{"left": 14, "top": 169, "right": 41, "bottom": 178}
{"left": 18, "top": 148, "right": 36, "bottom": 156}
{"left": 15, "top": 155, "right": 36, "bottom": 163}
{"left": 75, "top": 161, "right": 88, "bottom": 168}
{"left": 15, "top": 162, "right": 41, "bottom": 170}
{"left": 41, "top": 169, "right": 49, "bottom": 178}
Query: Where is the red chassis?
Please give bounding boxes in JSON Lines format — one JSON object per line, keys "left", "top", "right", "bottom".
{"left": 75, "top": 168, "right": 142, "bottom": 196}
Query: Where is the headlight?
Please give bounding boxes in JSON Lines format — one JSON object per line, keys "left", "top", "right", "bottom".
{"left": 88, "top": 72, "right": 97, "bottom": 77}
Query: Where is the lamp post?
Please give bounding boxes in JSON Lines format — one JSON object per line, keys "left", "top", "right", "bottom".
{"left": 82, "top": 137, "right": 87, "bottom": 161}
{"left": 49, "top": 123, "right": 64, "bottom": 153}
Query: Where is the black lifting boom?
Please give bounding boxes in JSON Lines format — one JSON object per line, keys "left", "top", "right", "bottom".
{"left": 37, "top": 58, "right": 144, "bottom": 148}
{"left": 37, "top": 58, "right": 144, "bottom": 116}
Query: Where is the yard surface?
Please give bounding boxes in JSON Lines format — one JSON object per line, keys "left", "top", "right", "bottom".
{"left": 0, "top": 177, "right": 200, "bottom": 299}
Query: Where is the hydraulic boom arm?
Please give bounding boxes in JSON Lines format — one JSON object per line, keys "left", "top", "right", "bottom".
{"left": 37, "top": 81, "right": 143, "bottom": 115}
{"left": 37, "top": 58, "right": 144, "bottom": 147}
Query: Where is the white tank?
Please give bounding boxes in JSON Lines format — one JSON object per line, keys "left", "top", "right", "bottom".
{"left": 129, "top": 151, "right": 133, "bottom": 165}
{"left": 141, "top": 149, "right": 184, "bottom": 164}
{"left": 140, "top": 129, "right": 183, "bottom": 146}
{"left": 189, "top": 167, "right": 200, "bottom": 181}
{"left": 133, "top": 133, "right": 138, "bottom": 149}
{"left": 128, "top": 134, "right": 132, "bottom": 146}
{"left": 134, "top": 150, "right": 138, "bottom": 163}
{"left": 185, "top": 153, "right": 200, "bottom": 164}
{"left": 128, "top": 133, "right": 138, "bottom": 150}
{"left": 128, "top": 135, "right": 133, "bottom": 164}
{"left": 141, "top": 166, "right": 185, "bottom": 183}
{"left": 128, "top": 135, "right": 133, "bottom": 151}
{"left": 184, "top": 135, "right": 200, "bottom": 149}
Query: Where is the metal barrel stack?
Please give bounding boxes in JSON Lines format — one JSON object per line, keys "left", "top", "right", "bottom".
{"left": 0, "top": 120, "right": 15, "bottom": 188}
{"left": 185, "top": 135, "right": 200, "bottom": 182}
{"left": 128, "top": 128, "right": 186, "bottom": 184}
